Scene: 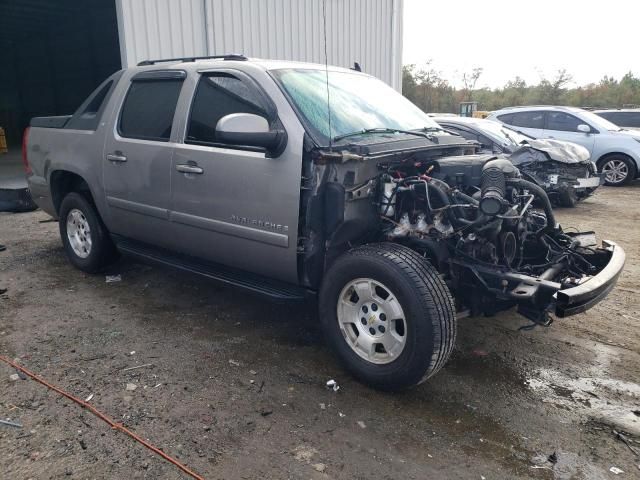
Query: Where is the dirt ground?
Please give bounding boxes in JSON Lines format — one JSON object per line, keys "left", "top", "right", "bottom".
{"left": 1, "top": 184, "right": 639, "bottom": 480}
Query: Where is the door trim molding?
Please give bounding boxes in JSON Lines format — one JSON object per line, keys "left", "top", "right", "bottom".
{"left": 106, "top": 196, "right": 169, "bottom": 219}
{"left": 170, "top": 211, "right": 289, "bottom": 248}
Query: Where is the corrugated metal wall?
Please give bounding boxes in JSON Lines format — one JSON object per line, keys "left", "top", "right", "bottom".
{"left": 115, "top": 0, "right": 403, "bottom": 90}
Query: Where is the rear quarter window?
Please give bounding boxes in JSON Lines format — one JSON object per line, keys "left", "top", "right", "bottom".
{"left": 65, "top": 71, "right": 123, "bottom": 131}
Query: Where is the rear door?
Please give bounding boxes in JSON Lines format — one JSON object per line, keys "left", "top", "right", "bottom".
{"left": 169, "top": 70, "right": 300, "bottom": 283}
{"left": 496, "top": 111, "right": 545, "bottom": 138}
{"left": 103, "top": 70, "right": 185, "bottom": 247}
{"left": 543, "top": 111, "right": 596, "bottom": 153}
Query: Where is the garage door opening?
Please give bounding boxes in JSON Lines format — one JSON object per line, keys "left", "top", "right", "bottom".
{"left": 0, "top": 0, "right": 121, "bottom": 149}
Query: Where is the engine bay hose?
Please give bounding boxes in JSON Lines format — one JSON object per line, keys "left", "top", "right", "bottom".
{"left": 507, "top": 178, "right": 557, "bottom": 232}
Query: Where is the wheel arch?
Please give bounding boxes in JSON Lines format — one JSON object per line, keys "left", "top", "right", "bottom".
{"left": 49, "top": 170, "right": 96, "bottom": 216}
{"left": 597, "top": 151, "right": 637, "bottom": 165}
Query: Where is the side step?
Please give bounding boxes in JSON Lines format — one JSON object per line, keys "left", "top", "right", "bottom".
{"left": 114, "top": 237, "right": 312, "bottom": 303}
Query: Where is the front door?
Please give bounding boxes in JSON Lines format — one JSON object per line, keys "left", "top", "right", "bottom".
{"left": 542, "top": 111, "right": 596, "bottom": 154}
{"left": 103, "top": 71, "right": 185, "bottom": 248}
{"left": 169, "top": 70, "right": 301, "bottom": 283}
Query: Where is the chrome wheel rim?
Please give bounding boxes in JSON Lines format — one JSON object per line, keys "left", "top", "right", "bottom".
{"left": 66, "top": 208, "right": 92, "bottom": 258}
{"left": 602, "top": 159, "right": 628, "bottom": 184}
{"left": 337, "top": 278, "right": 407, "bottom": 365}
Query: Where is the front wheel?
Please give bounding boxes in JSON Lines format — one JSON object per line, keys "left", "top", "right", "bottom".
{"left": 598, "top": 155, "right": 636, "bottom": 186}
{"left": 319, "top": 243, "right": 456, "bottom": 391}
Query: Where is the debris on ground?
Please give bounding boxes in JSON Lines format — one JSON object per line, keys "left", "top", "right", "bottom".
{"left": 319, "top": 403, "right": 326, "bottom": 410}
{"left": 326, "top": 379, "right": 339, "bottom": 392}
{"left": 105, "top": 274, "right": 122, "bottom": 283}
{"left": 228, "top": 359, "right": 241, "bottom": 367}
{"left": 614, "top": 429, "right": 640, "bottom": 456}
{"left": 84, "top": 393, "right": 94, "bottom": 402}
{"left": 125, "top": 383, "right": 137, "bottom": 391}
{"left": 338, "top": 412, "right": 346, "bottom": 418}
{"left": 121, "top": 363, "right": 153, "bottom": 372}
{"left": 9, "top": 373, "right": 20, "bottom": 381}
{"left": 259, "top": 407, "right": 273, "bottom": 417}
{"left": 0, "top": 419, "right": 23, "bottom": 428}
{"left": 609, "top": 466, "right": 624, "bottom": 474}
{"left": 249, "top": 369, "right": 257, "bottom": 375}
{"left": 357, "top": 421, "right": 366, "bottom": 429}
{"left": 312, "top": 463, "right": 326, "bottom": 472}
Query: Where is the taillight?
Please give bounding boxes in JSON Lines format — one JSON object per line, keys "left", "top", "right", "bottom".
{"left": 22, "top": 127, "right": 31, "bottom": 175}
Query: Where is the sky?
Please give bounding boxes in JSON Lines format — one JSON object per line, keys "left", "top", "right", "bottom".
{"left": 402, "top": 0, "right": 640, "bottom": 89}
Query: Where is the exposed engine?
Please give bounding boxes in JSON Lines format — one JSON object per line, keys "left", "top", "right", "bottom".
{"left": 299, "top": 144, "right": 622, "bottom": 326}
{"left": 373, "top": 154, "right": 608, "bottom": 323}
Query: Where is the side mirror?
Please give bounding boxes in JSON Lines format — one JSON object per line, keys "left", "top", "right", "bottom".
{"left": 577, "top": 124, "right": 591, "bottom": 134}
{"left": 216, "top": 113, "right": 285, "bottom": 154}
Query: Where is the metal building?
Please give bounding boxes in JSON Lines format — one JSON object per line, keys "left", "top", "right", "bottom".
{"left": 116, "top": 0, "right": 403, "bottom": 90}
{"left": 0, "top": 0, "right": 403, "bottom": 148}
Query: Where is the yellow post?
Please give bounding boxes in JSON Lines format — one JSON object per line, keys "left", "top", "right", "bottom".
{"left": 0, "top": 127, "right": 7, "bottom": 154}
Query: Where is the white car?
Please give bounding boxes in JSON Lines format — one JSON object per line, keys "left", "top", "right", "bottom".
{"left": 487, "top": 106, "right": 640, "bottom": 186}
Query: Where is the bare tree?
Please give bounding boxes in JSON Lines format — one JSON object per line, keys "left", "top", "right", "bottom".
{"left": 413, "top": 60, "right": 442, "bottom": 112}
{"left": 539, "top": 69, "right": 574, "bottom": 104}
{"left": 461, "top": 67, "right": 483, "bottom": 101}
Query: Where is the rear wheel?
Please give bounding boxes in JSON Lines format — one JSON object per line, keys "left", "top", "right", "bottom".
{"left": 598, "top": 155, "right": 636, "bottom": 186}
{"left": 319, "top": 243, "right": 456, "bottom": 391}
{"left": 59, "top": 192, "right": 117, "bottom": 273}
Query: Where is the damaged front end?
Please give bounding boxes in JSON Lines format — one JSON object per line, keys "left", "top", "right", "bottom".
{"left": 509, "top": 139, "right": 602, "bottom": 206}
{"left": 301, "top": 145, "right": 624, "bottom": 326}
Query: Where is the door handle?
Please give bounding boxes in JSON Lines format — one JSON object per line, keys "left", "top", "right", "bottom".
{"left": 106, "top": 153, "right": 128, "bottom": 163}
{"left": 176, "top": 164, "right": 204, "bottom": 174}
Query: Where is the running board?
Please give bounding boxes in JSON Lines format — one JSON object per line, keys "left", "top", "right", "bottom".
{"left": 114, "top": 237, "right": 311, "bottom": 303}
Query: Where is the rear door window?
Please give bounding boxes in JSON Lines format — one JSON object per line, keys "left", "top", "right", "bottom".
{"left": 506, "top": 111, "right": 544, "bottom": 129}
{"left": 545, "top": 111, "right": 583, "bottom": 132}
{"left": 186, "top": 73, "right": 269, "bottom": 146}
{"left": 119, "top": 78, "right": 184, "bottom": 141}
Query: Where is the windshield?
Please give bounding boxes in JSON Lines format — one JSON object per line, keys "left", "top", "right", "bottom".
{"left": 271, "top": 68, "right": 440, "bottom": 145}
{"left": 477, "top": 120, "right": 531, "bottom": 146}
{"left": 577, "top": 109, "right": 622, "bottom": 131}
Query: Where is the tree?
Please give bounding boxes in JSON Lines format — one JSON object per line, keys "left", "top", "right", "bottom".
{"left": 461, "top": 67, "right": 483, "bottom": 101}
{"left": 401, "top": 65, "right": 640, "bottom": 112}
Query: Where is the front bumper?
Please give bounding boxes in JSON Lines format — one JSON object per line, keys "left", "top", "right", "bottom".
{"left": 575, "top": 175, "right": 602, "bottom": 189}
{"left": 554, "top": 240, "right": 625, "bottom": 317}
{"left": 452, "top": 239, "right": 625, "bottom": 321}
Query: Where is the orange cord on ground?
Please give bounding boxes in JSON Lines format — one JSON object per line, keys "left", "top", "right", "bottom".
{"left": 0, "top": 354, "right": 205, "bottom": 480}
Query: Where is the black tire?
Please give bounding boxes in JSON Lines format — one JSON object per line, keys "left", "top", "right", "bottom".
{"left": 59, "top": 192, "right": 117, "bottom": 273}
{"left": 558, "top": 188, "right": 578, "bottom": 208}
{"left": 597, "top": 155, "right": 636, "bottom": 186}
{"left": 319, "top": 243, "right": 456, "bottom": 391}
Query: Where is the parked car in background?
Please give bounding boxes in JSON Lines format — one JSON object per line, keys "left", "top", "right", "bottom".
{"left": 432, "top": 116, "right": 600, "bottom": 207}
{"left": 487, "top": 106, "right": 640, "bottom": 186}
{"left": 594, "top": 109, "right": 640, "bottom": 131}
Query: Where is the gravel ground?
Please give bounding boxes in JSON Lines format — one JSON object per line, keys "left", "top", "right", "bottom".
{"left": 1, "top": 184, "right": 639, "bottom": 479}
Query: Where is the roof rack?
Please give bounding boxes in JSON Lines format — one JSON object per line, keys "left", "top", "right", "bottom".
{"left": 137, "top": 54, "right": 247, "bottom": 66}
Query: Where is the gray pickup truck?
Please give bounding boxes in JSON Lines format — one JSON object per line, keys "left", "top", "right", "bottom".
{"left": 24, "top": 55, "right": 625, "bottom": 390}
